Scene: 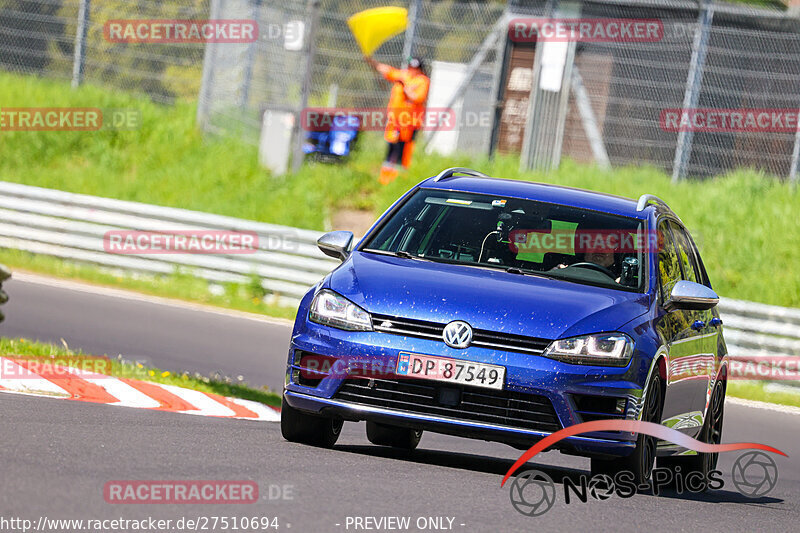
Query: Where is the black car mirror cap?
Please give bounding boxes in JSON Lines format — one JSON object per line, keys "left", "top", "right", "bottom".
{"left": 317, "top": 231, "right": 354, "bottom": 262}
{"left": 665, "top": 280, "right": 720, "bottom": 312}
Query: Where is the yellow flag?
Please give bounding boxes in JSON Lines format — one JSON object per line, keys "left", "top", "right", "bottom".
{"left": 347, "top": 7, "right": 408, "bottom": 57}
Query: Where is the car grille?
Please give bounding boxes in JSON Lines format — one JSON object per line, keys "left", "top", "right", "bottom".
{"left": 334, "top": 378, "right": 561, "bottom": 433}
{"left": 371, "top": 314, "right": 552, "bottom": 356}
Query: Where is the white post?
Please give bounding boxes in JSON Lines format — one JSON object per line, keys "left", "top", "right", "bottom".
{"left": 71, "top": 0, "right": 91, "bottom": 88}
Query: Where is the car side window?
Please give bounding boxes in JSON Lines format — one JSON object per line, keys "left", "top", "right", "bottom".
{"left": 657, "top": 221, "right": 682, "bottom": 302}
{"left": 669, "top": 221, "right": 700, "bottom": 284}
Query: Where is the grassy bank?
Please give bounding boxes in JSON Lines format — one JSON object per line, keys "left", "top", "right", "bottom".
{"left": 0, "top": 338, "right": 281, "bottom": 407}
{"left": 728, "top": 381, "right": 800, "bottom": 409}
{"left": 0, "top": 72, "right": 798, "bottom": 307}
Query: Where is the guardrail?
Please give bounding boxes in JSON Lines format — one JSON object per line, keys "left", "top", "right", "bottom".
{"left": 0, "top": 180, "right": 797, "bottom": 382}
{"left": 0, "top": 181, "right": 339, "bottom": 307}
{"left": 719, "top": 298, "right": 800, "bottom": 385}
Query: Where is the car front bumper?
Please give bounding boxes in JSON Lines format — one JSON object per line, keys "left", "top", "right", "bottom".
{"left": 284, "top": 316, "right": 651, "bottom": 458}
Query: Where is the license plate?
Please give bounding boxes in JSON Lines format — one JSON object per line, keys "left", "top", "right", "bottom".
{"left": 395, "top": 352, "right": 505, "bottom": 390}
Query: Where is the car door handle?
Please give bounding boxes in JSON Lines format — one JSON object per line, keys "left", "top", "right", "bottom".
{"left": 709, "top": 317, "right": 723, "bottom": 328}
{"left": 691, "top": 320, "right": 706, "bottom": 331}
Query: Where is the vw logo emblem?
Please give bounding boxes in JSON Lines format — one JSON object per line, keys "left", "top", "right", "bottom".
{"left": 443, "top": 321, "right": 473, "bottom": 349}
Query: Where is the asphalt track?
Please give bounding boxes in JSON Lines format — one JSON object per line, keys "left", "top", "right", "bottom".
{"left": 1, "top": 276, "right": 799, "bottom": 532}
{"left": 2, "top": 275, "right": 292, "bottom": 390}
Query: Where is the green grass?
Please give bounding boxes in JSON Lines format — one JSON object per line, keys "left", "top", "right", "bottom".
{"left": 728, "top": 381, "right": 800, "bottom": 409}
{"left": 0, "top": 71, "right": 798, "bottom": 308}
{"left": 0, "top": 337, "right": 281, "bottom": 407}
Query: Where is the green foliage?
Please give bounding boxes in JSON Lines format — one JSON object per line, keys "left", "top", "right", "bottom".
{"left": 48, "top": 0, "right": 208, "bottom": 102}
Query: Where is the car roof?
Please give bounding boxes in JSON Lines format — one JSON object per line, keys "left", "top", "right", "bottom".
{"left": 419, "top": 175, "right": 650, "bottom": 220}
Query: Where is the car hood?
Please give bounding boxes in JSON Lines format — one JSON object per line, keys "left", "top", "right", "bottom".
{"left": 327, "top": 252, "right": 650, "bottom": 340}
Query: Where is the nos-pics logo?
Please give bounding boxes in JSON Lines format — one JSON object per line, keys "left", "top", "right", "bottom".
{"left": 502, "top": 420, "right": 784, "bottom": 516}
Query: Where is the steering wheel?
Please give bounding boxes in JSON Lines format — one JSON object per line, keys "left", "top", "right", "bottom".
{"left": 566, "top": 262, "right": 616, "bottom": 279}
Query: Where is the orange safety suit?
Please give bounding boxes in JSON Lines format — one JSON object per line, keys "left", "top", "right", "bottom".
{"left": 376, "top": 63, "right": 430, "bottom": 146}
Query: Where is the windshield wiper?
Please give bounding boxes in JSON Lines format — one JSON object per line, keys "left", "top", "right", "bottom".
{"left": 504, "top": 266, "right": 553, "bottom": 280}
{"left": 363, "top": 249, "right": 430, "bottom": 261}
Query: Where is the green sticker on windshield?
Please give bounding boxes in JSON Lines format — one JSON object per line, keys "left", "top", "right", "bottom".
{"left": 516, "top": 220, "right": 579, "bottom": 263}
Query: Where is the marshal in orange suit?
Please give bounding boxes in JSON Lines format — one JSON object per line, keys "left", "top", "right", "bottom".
{"left": 366, "top": 56, "right": 430, "bottom": 185}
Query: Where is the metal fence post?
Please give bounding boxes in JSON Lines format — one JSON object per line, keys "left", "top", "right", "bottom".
{"left": 424, "top": 14, "right": 508, "bottom": 154}
{"left": 71, "top": 0, "right": 91, "bottom": 88}
{"left": 789, "top": 108, "right": 800, "bottom": 187}
{"left": 292, "top": 0, "right": 321, "bottom": 174}
{"left": 197, "top": 0, "right": 222, "bottom": 129}
{"left": 672, "top": 0, "right": 714, "bottom": 182}
{"left": 402, "top": 0, "right": 421, "bottom": 68}
{"left": 239, "top": 0, "right": 262, "bottom": 112}
{"left": 571, "top": 67, "right": 611, "bottom": 170}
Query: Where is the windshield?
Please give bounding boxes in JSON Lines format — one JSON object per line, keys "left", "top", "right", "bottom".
{"left": 362, "top": 189, "right": 647, "bottom": 292}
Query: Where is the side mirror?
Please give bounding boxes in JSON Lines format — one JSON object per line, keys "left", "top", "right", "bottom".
{"left": 317, "top": 231, "right": 354, "bottom": 261}
{"left": 666, "top": 280, "right": 719, "bottom": 311}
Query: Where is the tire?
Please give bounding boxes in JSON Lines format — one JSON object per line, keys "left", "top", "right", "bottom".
{"left": 591, "top": 370, "right": 663, "bottom": 485}
{"left": 366, "top": 421, "right": 422, "bottom": 450}
{"left": 658, "top": 379, "right": 725, "bottom": 490}
{"left": 280, "top": 396, "right": 343, "bottom": 448}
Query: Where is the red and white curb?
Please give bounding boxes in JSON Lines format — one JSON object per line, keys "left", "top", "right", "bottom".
{"left": 0, "top": 357, "right": 280, "bottom": 422}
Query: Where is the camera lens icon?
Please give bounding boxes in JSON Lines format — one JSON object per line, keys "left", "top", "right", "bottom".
{"left": 509, "top": 470, "right": 557, "bottom": 516}
{"left": 731, "top": 451, "right": 778, "bottom": 498}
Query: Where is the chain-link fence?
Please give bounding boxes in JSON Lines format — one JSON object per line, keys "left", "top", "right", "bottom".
{"left": 0, "top": 0, "right": 208, "bottom": 103}
{"left": 546, "top": 0, "right": 800, "bottom": 179}
{"left": 199, "top": 0, "right": 507, "bottom": 155}
{"left": 2, "top": 0, "right": 800, "bottom": 180}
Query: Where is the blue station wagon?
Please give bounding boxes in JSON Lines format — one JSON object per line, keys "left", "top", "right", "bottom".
{"left": 282, "top": 167, "right": 728, "bottom": 483}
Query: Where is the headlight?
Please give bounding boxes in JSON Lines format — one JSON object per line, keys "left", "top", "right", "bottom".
{"left": 543, "top": 333, "right": 633, "bottom": 366}
{"left": 309, "top": 289, "right": 372, "bottom": 331}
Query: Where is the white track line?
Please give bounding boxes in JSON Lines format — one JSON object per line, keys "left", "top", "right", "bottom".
{"left": 10, "top": 271, "right": 294, "bottom": 326}
{"left": 0, "top": 358, "right": 70, "bottom": 397}
{"left": 0, "top": 357, "right": 279, "bottom": 421}
{"left": 62, "top": 367, "right": 161, "bottom": 408}
{"left": 231, "top": 397, "right": 282, "bottom": 422}
{"left": 156, "top": 382, "right": 237, "bottom": 417}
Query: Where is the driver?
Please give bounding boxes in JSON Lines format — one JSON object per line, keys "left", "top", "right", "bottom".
{"left": 554, "top": 245, "right": 621, "bottom": 283}
{"left": 585, "top": 250, "right": 615, "bottom": 270}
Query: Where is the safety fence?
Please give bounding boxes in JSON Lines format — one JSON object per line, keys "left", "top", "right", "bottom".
{"left": 5, "top": 0, "right": 800, "bottom": 179}
{"left": 719, "top": 297, "right": 800, "bottom": 386}
{"left": 0, "top": 180, "right": 797, "bottom": 383}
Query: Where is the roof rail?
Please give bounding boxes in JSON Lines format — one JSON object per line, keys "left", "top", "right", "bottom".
{"left": 636, "top": 194, "right": 673, "bottom": 213}
{"left": 432, "top": 167, "right": 490, "bottom": 182}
